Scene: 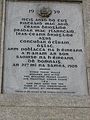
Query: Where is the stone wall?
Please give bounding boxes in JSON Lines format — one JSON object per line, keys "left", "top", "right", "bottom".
{"left": 0, "top": 0, "right": 90, "bottom": 119}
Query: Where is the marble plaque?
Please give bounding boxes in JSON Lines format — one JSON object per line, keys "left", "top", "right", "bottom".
{"left": 3, "top": 1, "right": 88, "bottom": 95}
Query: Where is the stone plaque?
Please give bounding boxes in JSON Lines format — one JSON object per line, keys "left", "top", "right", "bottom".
{"left": 3, "top": 1, "right": 88, "bottom": 95}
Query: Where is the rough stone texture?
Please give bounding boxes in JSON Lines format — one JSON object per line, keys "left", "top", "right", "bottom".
{"left": 83, "top": 0, "right": 90, "bottom": 67}
{"left": 1, "top": 94, "right": 90, "bottom": 107}
{"left": 0, "top": 0, "right": 2, "bottom": 93}
{"left": 0, "top": 107, "right": 90, "bottom": 120}
{"left": 88, "top": 68, "right": 90, "bottom": 94}
{"left": 0, "top": 0, "right": 90, "bottom": 120}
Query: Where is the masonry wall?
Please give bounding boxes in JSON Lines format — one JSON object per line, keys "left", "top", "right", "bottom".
{"left": 0, "top": 0, "right": 90, "bottom": 119}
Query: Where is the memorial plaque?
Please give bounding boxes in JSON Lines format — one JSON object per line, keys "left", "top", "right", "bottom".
{"left": 3, "top": 1, "right": 88, "bottom": 95}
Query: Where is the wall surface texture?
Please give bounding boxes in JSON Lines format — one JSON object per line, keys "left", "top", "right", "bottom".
{"left": 0, "top": 0, "right": 90, "bottom": 120}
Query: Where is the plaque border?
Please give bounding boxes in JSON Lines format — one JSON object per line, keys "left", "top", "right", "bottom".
{"left": 1, "top": 0, "right": 89, "bottom": 95}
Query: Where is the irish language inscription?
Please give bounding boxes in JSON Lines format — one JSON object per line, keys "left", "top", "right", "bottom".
{"left": 3, "top": 2, "right": 88, "bottom": 95}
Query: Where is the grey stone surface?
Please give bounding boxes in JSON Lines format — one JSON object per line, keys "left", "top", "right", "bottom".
{"left": 3, "top": 1, "right": 88, "bottom": 95}
{"left": 85, "top": 21, "right": 90, "bottom": 67}
{"left": 0, "top": 107, "right": 90, "bottom": 120}
{"left": 83, "top": 0, "right": 90, "bottom": 67}
{"left": 88, "top": 68, "right": 90, "bottom": 94}
{"left": 0, "top": 0, "right": 90, "bottom": 120}
{"left": 0, "top": 0, "right": 3, "bottom": 93}
{"left": 1, "top": 94, "right": 90, "bottom": 107}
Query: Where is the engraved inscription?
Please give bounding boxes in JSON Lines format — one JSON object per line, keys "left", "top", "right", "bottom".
{"left": 3, "top": 2, "right": 88, "bottom": 95}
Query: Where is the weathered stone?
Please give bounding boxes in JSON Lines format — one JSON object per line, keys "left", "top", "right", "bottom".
{"left": 0, "top": 107, "right": 90, "bottom": 120}
{"left": 0, "top": 0, "right": 90, "bottom": 120}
